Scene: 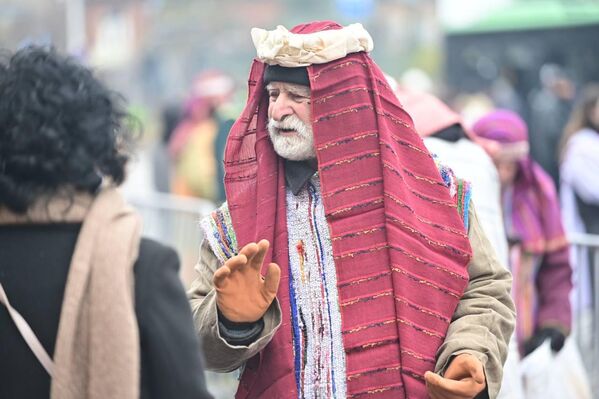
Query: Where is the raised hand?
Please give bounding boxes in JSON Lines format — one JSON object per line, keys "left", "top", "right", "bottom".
{"left": 425, "top": 354, "right": 486, "bottom": 399}
{"left": 213, "top": 239, "right": 281, "bottom": 323}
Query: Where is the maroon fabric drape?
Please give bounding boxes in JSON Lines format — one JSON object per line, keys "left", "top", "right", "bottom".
{"left": 224, "top": 21, "right": 472, "bottom": 399}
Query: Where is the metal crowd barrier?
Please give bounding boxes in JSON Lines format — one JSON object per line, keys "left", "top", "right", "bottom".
{"left": 127, "top": 191, "right": 216, "bottom": 285}
{"left": 569, "top": 232, "right": 599, "bottom": 399}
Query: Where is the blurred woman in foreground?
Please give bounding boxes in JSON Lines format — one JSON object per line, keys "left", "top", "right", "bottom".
{"left": 0, "top": 46, "right": 212, "bottom": 399}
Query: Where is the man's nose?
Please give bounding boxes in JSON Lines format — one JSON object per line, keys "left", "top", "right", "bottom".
{"left": 271, "top": 94, "right": 293, "bottom": 122}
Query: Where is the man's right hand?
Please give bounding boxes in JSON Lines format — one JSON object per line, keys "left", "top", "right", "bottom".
{"left": 214, "top": 239, "right": 281, "bottom": 323}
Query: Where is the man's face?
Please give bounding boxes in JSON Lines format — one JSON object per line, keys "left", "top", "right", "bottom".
{"left": 266, "top": 82, "right": 315, "bottom": 161}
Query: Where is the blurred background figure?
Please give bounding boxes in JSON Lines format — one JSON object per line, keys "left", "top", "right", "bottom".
{"left": 398, "top": 67, "right": 434, "bottom": 93}
{"left": 450, "top": 92, "right": 496, "bottom": 128}
{"left": 168, "top": 70, "right": 235, "bottom": 201}
{"left": 152, "top": 102, "right": 184, "bottom": 194}
{"left": 560, "top": 84, "right": 599, "bottom": 242}
{"left": 396, "top": 88, "right": 524, "bottom": 399}
{"left": 489, "top": 65, "right": 526, "bottom": 117}
{"left": 396, "top": 88, "right": 508, "bottom": 266}
{"left": 559, "top": 84, "right": 599, "bottom": 378}
{"left": 473, "top": 110, "right": 572, "bottom": 358}
{"left": 529, "top": 64, "right": 576, "bottom": 187}
{"left": 0, "top": 46, "right": 212, "bottom": 399}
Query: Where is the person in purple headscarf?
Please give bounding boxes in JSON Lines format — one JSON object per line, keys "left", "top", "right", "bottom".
{"left": 472, "top": 110, "right": 573, "bottom": 357}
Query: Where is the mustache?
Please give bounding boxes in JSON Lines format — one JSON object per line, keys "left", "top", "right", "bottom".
{"left": 267, "top": 116, "right": 311, "bottom": 137}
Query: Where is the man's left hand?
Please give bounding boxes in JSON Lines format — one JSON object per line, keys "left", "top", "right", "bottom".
{"left": 424, "top": 354, "right": 486, "bottom": 399}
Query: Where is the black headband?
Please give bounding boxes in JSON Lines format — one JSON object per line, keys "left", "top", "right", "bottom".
{"left": 263, "top": 65, "right": 309, "bottom": 87}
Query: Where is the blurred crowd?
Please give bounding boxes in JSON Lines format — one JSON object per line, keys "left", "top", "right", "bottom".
{"left": 394, "top": 75, "right": 598, "bottom": 398}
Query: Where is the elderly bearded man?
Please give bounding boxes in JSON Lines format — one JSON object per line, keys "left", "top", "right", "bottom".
{"left": 189, "top": 21, "right": 515, "bottom": 399}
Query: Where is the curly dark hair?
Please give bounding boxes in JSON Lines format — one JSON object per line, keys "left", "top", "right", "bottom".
{"left": 0, "top": 46, "right": 137, "bottom": 213}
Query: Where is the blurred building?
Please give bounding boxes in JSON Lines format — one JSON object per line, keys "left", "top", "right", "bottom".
{"left": 441, "top": 0, "right": 599, "bottom": 184}
{"left": 1, "top": 0, "right": 444, "bottom": 115}
{"left": 442, "top": 1, "right": 599, "bottom": 108}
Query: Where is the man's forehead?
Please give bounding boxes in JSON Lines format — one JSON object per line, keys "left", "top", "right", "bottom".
{"left": 266, "top": 82, "right": 310, "bottom": 94}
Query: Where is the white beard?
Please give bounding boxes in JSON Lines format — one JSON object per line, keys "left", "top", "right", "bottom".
{"left": 267, "top": 115, "right": 316, "bottom": 161}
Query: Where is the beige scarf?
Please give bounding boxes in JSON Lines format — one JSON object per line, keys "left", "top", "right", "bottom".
{"left": 0, "top": 187, "right": 141, "bottom": 399}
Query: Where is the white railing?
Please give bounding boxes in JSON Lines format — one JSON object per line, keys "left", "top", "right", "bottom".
{"left": 569, "top": 233, "right": 599, "bottom": 399}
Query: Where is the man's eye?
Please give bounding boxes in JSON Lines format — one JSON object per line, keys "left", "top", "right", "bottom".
{"left": 291, "top": 95, "right": 308, "bottom": 102}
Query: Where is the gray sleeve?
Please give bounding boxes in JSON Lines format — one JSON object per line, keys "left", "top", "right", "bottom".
{"left": 187, "top": 239, "right": 282, "bottom": 372}
{"left": 434, "top": 203, "right": 516, "bottom": 399}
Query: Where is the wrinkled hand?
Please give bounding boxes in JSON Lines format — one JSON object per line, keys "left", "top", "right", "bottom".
{"left": 524, "top": 326, "right": 566, "bottom": 356}
{"left": 214, "top": 239, "right": 281, "bottom": 323}
{"left": 425, "top": 354, "right": 486, "bottom": 399}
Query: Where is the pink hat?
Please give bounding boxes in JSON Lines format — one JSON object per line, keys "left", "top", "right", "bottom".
{"left": 395, "top": 88, "right": 469, "bottom": 138}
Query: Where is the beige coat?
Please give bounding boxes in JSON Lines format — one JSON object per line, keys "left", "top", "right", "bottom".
{"left": 189, "top": 204, "right": 515, "bottom": 398}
